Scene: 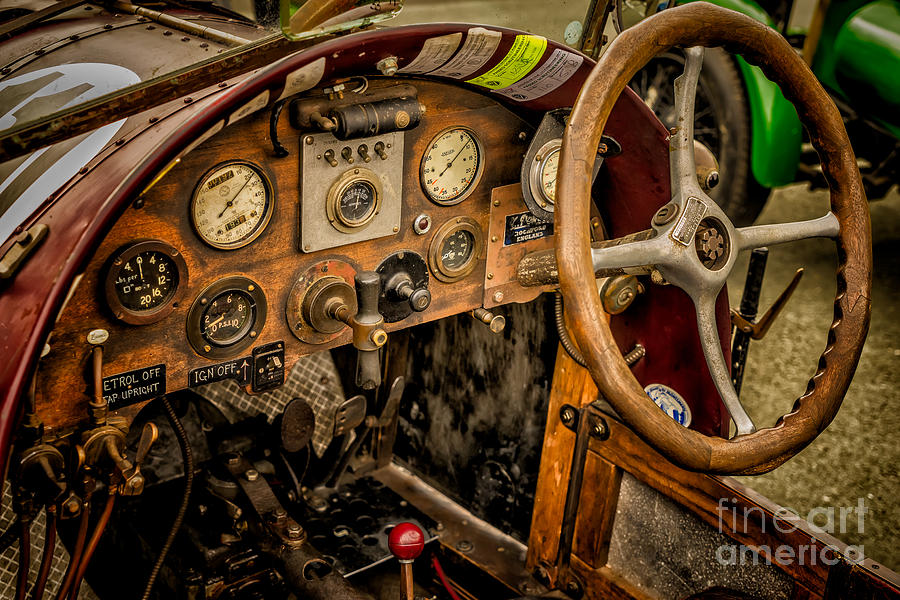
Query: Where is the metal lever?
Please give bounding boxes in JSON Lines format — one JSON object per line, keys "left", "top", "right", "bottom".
{"left": 334, "top": 271, "right": 387, "bottom": 390}
{"left": 731, "top": 267, "right": 804, "bottom": 341}
{"left": 116, "top": 422, "right": 158, "bottom": 496}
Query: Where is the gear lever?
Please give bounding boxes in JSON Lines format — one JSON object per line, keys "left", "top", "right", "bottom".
{"left": 388, "top": 522, "right": 424, "bottom": 600}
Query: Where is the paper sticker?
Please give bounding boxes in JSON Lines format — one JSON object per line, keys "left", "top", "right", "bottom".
{"left": 645, "top": 383, "right": 692, "bottom": 427}
{"left": 467, "top": 34, "right": 547, "bottom": 89}
{"left": 504, "top": 211, "right": 554, "bottom": 245}
{"left": 278, "top": 57, "right": 326, "bottom": 101}
{"left": 227, "top": 90, "right": 269, "bottom": 125}
{"left": 399, "top": 33, "right": 462, "bottom": 74}
{"left": 495, "top": 48, "right": 583, "bottom": 101}
{"left": 429, "top": 27, "right": 502, "bottom": 78}
{"left": 103, "top": 364, "right": 166, "bottom": 411}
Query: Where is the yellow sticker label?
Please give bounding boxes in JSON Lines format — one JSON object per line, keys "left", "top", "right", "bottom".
{"left": 466, "top": 34, "right": 547, "bottom": 89}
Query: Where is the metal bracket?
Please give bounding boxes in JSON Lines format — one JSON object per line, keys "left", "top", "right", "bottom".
{"left": 0, "top": 224, "right": 48, "bottom": 280}
{"left": 555, "top": 402, "right": 608, "bottom": 597}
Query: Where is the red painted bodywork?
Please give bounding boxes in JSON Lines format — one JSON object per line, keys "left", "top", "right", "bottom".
{"left": 0, "top": 23, "right": 730, "bottom": 471}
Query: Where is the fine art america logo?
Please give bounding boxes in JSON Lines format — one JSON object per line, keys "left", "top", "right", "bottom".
{"left": 715, "top": 497, "right": 868, "bottom": 566}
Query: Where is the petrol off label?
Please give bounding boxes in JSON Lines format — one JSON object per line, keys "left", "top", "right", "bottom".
{"left": 103, "top": 364, "right": 166, "bottom": 410}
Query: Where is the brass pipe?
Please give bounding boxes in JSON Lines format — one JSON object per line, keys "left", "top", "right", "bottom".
{"left": 55, "top": 485, "right": 91, "bottom": 600}
{"left": 32, "top": 505, "right": 56, "bottom": 600}
{"left": 15, "top": 515, "right": 31, "bottom": 600}
{"left": 111, "top": 1, "right": 250, "bottom": 47}
{"left": 90, "top": 346, "right": 107, "bottom": 425}
{"left": 70, "top": 491, "right": 116, "bottom": 599}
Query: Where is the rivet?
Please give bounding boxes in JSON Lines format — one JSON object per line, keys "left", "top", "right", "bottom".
{"left": 493, "top": 199, "right": 500, "bottom": 207}
{"left": 491, "top": 235, "right": 498, "bottom": 242}
{"left": 486, "top": 273, "right": 494, "bottom": 280}
{"left": 305, "top": 136, "right": 314, "bottom": 145}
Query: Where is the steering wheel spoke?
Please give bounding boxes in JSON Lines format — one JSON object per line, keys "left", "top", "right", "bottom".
{"left": 736, "top": 212, "right": 840, "bottom": 252}
{"left": 693, "top": 292, "right": 757, "bottom": 436}
{"left": 670, "top": 47, "right": 705, "bottom": 200}
{"left": 590, "top": 233, "right": 669, "bottom": 273}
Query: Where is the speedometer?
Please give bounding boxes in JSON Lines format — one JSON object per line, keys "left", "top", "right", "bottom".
{"left": 191, "top": 160, "right": 274, "bottom": 250}
{"left": 420, "top": 127, "right": 484, "bottom": 206}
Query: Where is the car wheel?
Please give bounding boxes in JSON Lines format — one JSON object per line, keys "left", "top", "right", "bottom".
{"left": 628, "top": 48, "right": 770, "bottom": 226}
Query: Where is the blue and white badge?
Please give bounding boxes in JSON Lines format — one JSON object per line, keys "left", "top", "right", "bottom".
{"left": 645, "top": 383, "right": 691, "bottom": 427}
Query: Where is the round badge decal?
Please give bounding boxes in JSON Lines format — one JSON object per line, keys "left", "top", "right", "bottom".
{"left": 644, "top": 383, "right": 692, "bottom": 427}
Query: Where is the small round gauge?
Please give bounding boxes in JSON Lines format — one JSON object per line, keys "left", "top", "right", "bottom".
{"left": 428, "top": 216, "right": 484, "bottom": 282}
{"left": 326, "top": 168, "right": 383, "bottom": 233}
{"left": 420, "top": 127, "right": 484, "bottom": 206}
{"left": 187, "top": 276, "right": 267, "bottom": 359}
{"left": 191, "top": 160, "right": 274, "bottom": 250}
{"left": 528, "top": 139, "right": 562, "bottom": 211}
{"left": 104, "top": 240, "right": 187, "bottom": 325}
{"left": 440, "top": 230, "right": 475, "bottom": 270}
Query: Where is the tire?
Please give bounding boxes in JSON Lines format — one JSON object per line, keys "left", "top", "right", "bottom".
{"left": 628, "top": 48, "right": 770, "bottom": 226}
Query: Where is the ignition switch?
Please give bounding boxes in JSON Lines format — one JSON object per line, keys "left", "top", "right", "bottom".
{"left": 375, "top": 251, "right": 430, "bottom": 323}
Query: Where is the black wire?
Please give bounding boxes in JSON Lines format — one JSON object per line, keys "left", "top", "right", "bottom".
{"left": 555, "top": 292, "right": 587, "bottom": 368}
{"left": 140, "top": 397, "right": 193, "bottom": 600}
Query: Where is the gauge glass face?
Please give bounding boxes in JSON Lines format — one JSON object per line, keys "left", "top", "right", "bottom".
{"left": 201, "top": 290, "right": 254, "bottom": 346}
{"left": 421, "top": 128, "right": 482, "bottom": 204}
{"left": 440, "top": 230, "right": 475, "bottom": 270}
{"left": 192, "top": 162, "right": 272, "bottom": 249}
{"left": 539, "top": 148, "right": 560, "bottom": 204}
{"left": 114, "top": 250, "right": 178, "bottom": 311}
{"left": 338, "top": 180, "right": 377, "bottom": 226}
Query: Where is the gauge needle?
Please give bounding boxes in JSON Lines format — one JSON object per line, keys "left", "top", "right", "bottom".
{"left": 205, "top": 314, "right": 225, "bottom": 332}
{"left": 137, "top": 260, "right": 143, "bottom": 279}
{"left": 218, "top": 175, "right": 253, "bottom": 218}
{"left": 438, "top": 140, "right": 470, "bottom": 178}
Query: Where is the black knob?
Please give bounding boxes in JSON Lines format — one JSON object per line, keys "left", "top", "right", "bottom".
{"left": 388, "top": 274, "right": 431, "bottom": 312}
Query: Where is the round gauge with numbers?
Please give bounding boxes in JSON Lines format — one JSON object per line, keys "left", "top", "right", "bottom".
{"left": 326, "top": 168, "right": 382, "bottom": 232}
{"left": 187, "top": 276, "right": 267, "bottom": 359}
{"left": 191, "top": 160, "right": 274, "bottom": 250}
{"left": 428, "top": 216, "right": 484, "bottom": 282}
{"left": 420, "top": 127, "right": 484, "bottom": 206}
{"left": 104, "top": 240, "right": 187, "bottom": 325}
{"left": 528, "top": 139, "right": 562, "bottom": 211}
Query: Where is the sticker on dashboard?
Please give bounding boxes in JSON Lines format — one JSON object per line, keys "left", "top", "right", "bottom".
{"left": 467, "top": 34, "right": 547, "bottom": 89}
{"left": 645, "top": 383, "right": 691, "bottom": 427}
{"left": 429, "top": 28, "right": 502, "bottom": 79}
{"left": 494, "top": 48, "right": 583, "bottom": 102}
{"left": 399, "top": 33, "right": 462, "bottom": 74}
{"left": 504, "top": 211, "right": 554, "bottom": 245}
{"left": 103, "top": 364, "right": 166, "bottom": 411}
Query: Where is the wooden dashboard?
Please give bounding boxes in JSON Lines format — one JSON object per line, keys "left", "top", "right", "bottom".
{"left": 34, "top": 79, "right": 558, "bottom": 435}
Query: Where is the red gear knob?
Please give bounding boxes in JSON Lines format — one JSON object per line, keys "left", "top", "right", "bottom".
{"left": 388, "top": 522, "right": 425, "bottom": 561}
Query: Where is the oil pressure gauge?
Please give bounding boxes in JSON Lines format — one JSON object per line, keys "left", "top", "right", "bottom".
{"left": 421, "top": 127, "right": 484, "bottom": 205}
{"left": 191, "top": 160, "right": 274, "bottom": 250}
{"left": 104, "top": 240, "right": 187, "bottom": 325}
{"left": 187, "top": 276, "right": 267, "bottom": 359}
{"left": 428, "top": 217, "right": 484, "bottom": 282}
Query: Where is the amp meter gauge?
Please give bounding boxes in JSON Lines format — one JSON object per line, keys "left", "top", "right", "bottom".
{"left": 326, "top": 168, "right": 382, "bottom": 232}
{"left": 104, "top": 240, "right": 187, "bottom": 325}
{"left": 187, "top": 276, "right": 267, "bottom": 359}
{"left": 191, "top": 160, "right": 274, "bottom": 250}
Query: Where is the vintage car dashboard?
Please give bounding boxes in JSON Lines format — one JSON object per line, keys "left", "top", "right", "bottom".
{"left": 34, "top": 78, "right": 567, "bottom": 435}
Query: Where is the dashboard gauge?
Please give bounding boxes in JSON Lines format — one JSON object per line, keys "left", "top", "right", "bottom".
{"left": 420, "top": 127, "right": 484, "bottom": 205}
{"left": 528, "top": 139, "right": 562, "bottom": 210}
{"left": 104, "top": 240, "right": 187, "bottom": 325}
{"left": 191, "top": 160, "right": 274, "bottom": 250}
{"left": 428, "top": 216, "right": 484, "bottom": 282}
{"left": 187, "top": 276, "right": 267, "bottom": 359}
{"left": 326, "top": 168, "right": 382, "bottom": 232}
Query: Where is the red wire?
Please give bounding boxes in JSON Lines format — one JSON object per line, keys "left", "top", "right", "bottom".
{"left": 431, "top": 555, "right": 463, "bottom": 600}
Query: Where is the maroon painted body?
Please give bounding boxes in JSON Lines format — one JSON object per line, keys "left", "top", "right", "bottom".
{"left": 0, "top": 22, "right": 730, "bottom": 470}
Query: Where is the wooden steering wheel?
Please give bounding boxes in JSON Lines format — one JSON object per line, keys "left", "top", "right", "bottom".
{"left": 555, "top": 2, "right": 872, "bottom": 475}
